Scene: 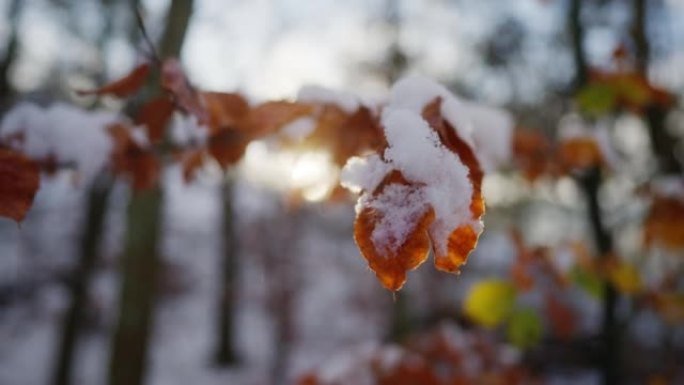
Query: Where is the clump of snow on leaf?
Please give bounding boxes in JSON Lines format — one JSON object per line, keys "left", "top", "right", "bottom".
{"left": 388, "top": 76, "right": 513, "bottom": 172}
{"left": 0, "top": 102, "right": 121, "bottom": 181}
{"left": 340, "top": 154, "right": 391, "bottom": 195}
{"left": 341, "top": 76, "right": 481, "bottom": 258}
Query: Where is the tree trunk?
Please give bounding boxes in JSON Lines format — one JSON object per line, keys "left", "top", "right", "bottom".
{"left": 578, "top": 167, "right": 619, "bottom": 385}
{"left": 107, "top": 2, "right": 193, "bottom": 383}
{"left": 51, "top": 176, "right": 112, "bottom": 385}
{"left": 632, "top": 0, "right": 649, "bottom": 77}
{"left": 107, "top": 187, "right": 162, "bottom": 385}
{"left": 159, "top": 0, "right": 195, "bottom": 59}
{"left": 632, "top": 0, "right": 681, "bottom": 174}
{"left": 569, "top": 2, "right": 619, "bottom": 383}
{"left": 0, "top": 0, "right": 22, "bottom": 107}
{"left": 569, "top": 0, "right": 587, "bottom": 89}
{"left": 214, "top": 181, "right": 239, "bottom": 365}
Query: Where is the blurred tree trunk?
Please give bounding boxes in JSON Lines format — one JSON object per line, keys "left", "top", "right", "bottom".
{"left": 569, "top": 0, "right": 587, "bottom": 89}
{"left": 632, "top": 0, "right": 681, "bottom": 174}
{"left": 214, "top": 180, "right": 240, "bottom": 365}
{"left": 0, "top": 0, "right": 22, "bottom": 107}
{"left": 51, "top": 176, "right": 112, "bottom": 385}
{"left": 568, "top": 3, "right": 619, "bottom": 385}
{"left": 107, "top": 2, "right": 193, "bottom": 385}
{"left": 578, "top": 168, "right": 619, "bottom": 385}
{"left": 107, "top": 187, "right": 162, "bottom": 385}
{"left": 159, "top": 0, "right": 194, "bottom": 59}
{"left": 266, "top": 207, "right": 301, "bottom": 385}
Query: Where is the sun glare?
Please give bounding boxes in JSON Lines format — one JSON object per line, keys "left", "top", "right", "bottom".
{"left": 241, "top": 141, "right": 339, "bottom": 202}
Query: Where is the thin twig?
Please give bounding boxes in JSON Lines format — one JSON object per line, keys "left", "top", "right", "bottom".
{"left": 134, "top": 6, "right": 162, "bottom": 66}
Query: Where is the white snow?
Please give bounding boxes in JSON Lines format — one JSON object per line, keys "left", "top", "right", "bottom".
{"left": 368, "top": 183, "right": 429, "bottom": 254}
{"left": 0, "top": 102, "right": 121, "bottom": 182}
{"left": 459, "top": 100, "right": 514, "bottom": 171}
{"left": 339, "top": 154, "right": 391, "bottom": 194}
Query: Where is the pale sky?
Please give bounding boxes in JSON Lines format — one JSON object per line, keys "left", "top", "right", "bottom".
{"left": 2, "top": 0, "right": 684, "bottom": 104}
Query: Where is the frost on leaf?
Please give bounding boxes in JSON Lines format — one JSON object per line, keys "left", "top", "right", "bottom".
{"left": 0, "top": 148, "right": 40, "bottom": 222}
{"left": 342, "top": 77, "right": 485, "bottom": 291}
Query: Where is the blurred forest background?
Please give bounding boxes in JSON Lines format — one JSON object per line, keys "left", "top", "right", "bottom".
{"left": 0, "top": 0, "right": 683, "bottom": 385}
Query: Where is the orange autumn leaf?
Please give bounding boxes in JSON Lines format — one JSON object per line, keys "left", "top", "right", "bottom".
{"left": 512, "top": 129, "right": 552, "bottom": 181}
{"left": 242, "top": 101, "right": 314, "bottom": 138}
{"left": 335, "top": 106, "right": 385, "bottom": 164}
{"left": 77, "top": 63, "right": 150, "bottom": 98}
{"left": 558, "top": 137, "right": 604, "bottom": 171}
{"left": 296, "top": 104, "right": 384, "bottom": 167}
{"left": 0, "top": 148, "right": 41, "bottom": 222}
{"left": 643, "top": 195, "right": 684, "bottom": 251}
{"left": 588, "top": 70, "right": 675, "bottom": 111}
{"left": 135, "top": 96, "right": 175, "bottom": 144}
{"left": 346, "top": 89, "right": 485, "bottom": 291}
{"left": 354, "top": 171, "right": 436, "bottom": 291}
{"left": 202, "top": 92, "right": 249, "bottom": 133}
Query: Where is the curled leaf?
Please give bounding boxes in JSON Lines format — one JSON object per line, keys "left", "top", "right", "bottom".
{"left": 422, "top": 97, "right": 484, "bottom": 272}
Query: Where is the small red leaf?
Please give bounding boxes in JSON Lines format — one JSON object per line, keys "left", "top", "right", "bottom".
{"left": 207, "top": 129, "right": 249, "bottom": 170}
{"left": 135, "top": 96, "right": 176, "bottom": 144}
{"left": 0, "top": 148, "right": 41, "bottom": 222}
{"left": 77, "top": 63, "right": 150, "bottom": 98}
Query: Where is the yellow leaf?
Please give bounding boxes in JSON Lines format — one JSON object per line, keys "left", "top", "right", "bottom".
{"left": 609, "top": 262, "right": 642, "bottom": 295}
{"left": 464, "top": 279, "right": 516, "bottom": 328}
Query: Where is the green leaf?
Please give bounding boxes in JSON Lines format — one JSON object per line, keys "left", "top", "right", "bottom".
{"left": 506, "top": 308, "right": 542, "bottom": 349}
{"left": 463, "top": 279, "right": 517, "bottom": 328}
{"left": 570, "top": 267, "right": 603, "bottom": 299}
{"left": 576, "top": 83, "right": 617, "bottom": 117}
